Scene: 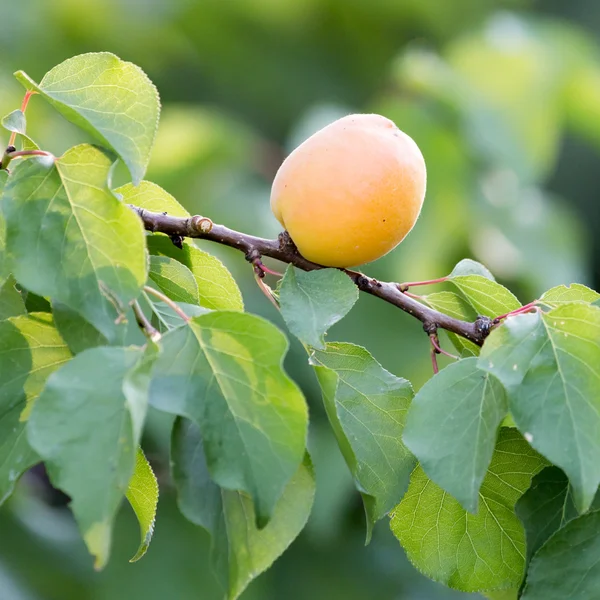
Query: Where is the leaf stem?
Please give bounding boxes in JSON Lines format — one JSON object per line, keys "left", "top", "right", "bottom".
{"left": 143, "top": 285, "right": 190, "bottom": 323}
{"left": 398, "top": 276, "right": 448, "bottom": 292}
{"left": 255, "top": 273, "right": 280, "bottom": 311}
{"left": 429, "top": 333, "right": 459, "bottom": 360}
{"left": 132, "top": 300, "right": 161, "bottom": 342}
{"left": 494, "top": 301, "right": 539, "bottom": 323}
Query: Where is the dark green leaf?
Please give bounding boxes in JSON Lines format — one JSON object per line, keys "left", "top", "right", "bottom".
{"left": 479, "top": 304, "right": 600, "bottom": 512}
{"left": 539, "top": 283, "right": 600, "bottom": 308}
{"left": 15, "top": 53, "right": 160, "bottom": 184}
{"left": 449, "top": 258, "right": 495, "bottom": 280}
{"left": 1, "top": 110, "right": 26, "bottom": 134}
{"left": 279, "top": 266, "right": 358, "bottom": 349}
{"left": 521, "top": 510, "right": 600, "bottom": 599}
{"left": 148, "top": 256, "right": 200, "bottom": 305}
{"left": 391, "top": 428, "right": 546, "bottom": 593}
{"left": 0, "top": 313, "right": 71, "bottom": 504}
{"left": 27, "top": 345, "right": 155, "bottom": 569}
{"left": 310, "top": 342, "right": 415, "bottom": 540}
{"left": 3, "top": 145, "right": 147, "bottom": 342}
{"left": 52, "top": 302, "right": 111, "bottom": 353}
{"left": 0, "top": 276, "right": 26, "bottom": 320}
{"left": 149, "top": 311, "right": 308, "bottom": 524}
{"left": 403, "top": 357, "right": 507, "bottom": 513}
{"left": 172, "top": 418, "right": 315, "bottom": 600}
{"left": 126, "top": 447, "right": 158, "bottom": 563}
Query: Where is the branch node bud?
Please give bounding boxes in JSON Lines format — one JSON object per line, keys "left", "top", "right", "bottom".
{"left": 475, "top": 315, "right": 493, "bottom": 339}
{"left": 191, "top": 215, "right": 213, "bottom": 234}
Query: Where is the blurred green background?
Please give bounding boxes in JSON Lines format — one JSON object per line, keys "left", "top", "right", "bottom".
{"left": 2, "top": 0, "right": 600, "bottom": 598}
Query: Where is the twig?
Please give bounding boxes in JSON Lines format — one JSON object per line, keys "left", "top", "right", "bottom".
{"left": 132, "top": 300, "right": 161, "bottom": 342}
{"left": 143, "top": 285, "right": 190, "bottom": 323}
{"left": 130, "top": 206, "right": 494, "bottom": 346}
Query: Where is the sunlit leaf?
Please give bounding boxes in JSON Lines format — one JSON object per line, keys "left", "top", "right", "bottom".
{"left": 27, "top": 345, "right": 155, "bottom": 569}
{"left": 279, "top": 266, "right": 358, "bottom": 349}
{"left": 172, "top": 418, "right": 315, "bottom": 600}
{"left": 391, "top": 428, "right": 546, "bottom": 592}
{"left": 148, "top": 255, "right": 200, "bottom": 305}
{"left": 15, "top": 53, "right": 160, "bottom": 184}
{"left": 538, "top": 283, "right": 600, "bottom": 308}
{"left": 149, "top": 311, "right": 308, "bottom": 524}
{"left": 126, "top": 447, "right": 158, "bottom": 563}
{"left": 449, "top": 274, "right": 520, "bottom": 317}
{"left": 403, "top": 357, "right": 507, "bottom": 513}
{"left": 2, "top": 145, "right": 147, "bottom": 341}
{"left": 310, "top": 342, "right": 415, "bottom": 540}
{"left": 479, "top": 304, "right": 600, "bottom": 512}
{"left": 449, "top": 258, "right": 495, "bottom": 280}
{"left": 1, "top": 110, "right": 26, "bottom": 134}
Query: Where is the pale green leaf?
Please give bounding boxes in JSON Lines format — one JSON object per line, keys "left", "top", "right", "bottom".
{"left": 539, "top": 283, "right": 600, "bottom": 308}
{"left": 172, "top": 418, "right": 315, "bottom": 600}
{"left": 116, "top": 180, "right": 189, "bottom": 217}
{"left": 424, "top": 291, "right": 480, "bottom": 356}
{"left": 149, "top": 311, "right": 308, "bottom": 524}
{"left": 0, "top": 313, "right": 71, "bottom": 504}
{"left": 484, "top": 591, "right": 519, "bottom": 600}
{"left": 143, "top": 293, "right": 209, "bottom": 332}
{"left": 1, "top": 110, "right": 26, "bottom": 134}
{"left": 391, "top": 428, "right": 546, "bottom": 592}
{"left": 0, "top": 276, "right": 26, "bottom": 320}
{"left": 27, "top": 345, "right": 155, "bottom": 569}
{"left": 15, "top": 53, "right": 160, "bottom": 184}
{"left": 310, "top": 342, "right": 415, "bottom": 540}
{"left": 403, "top": 357, "right": 507, "bottom": 513}
{"left": 521, "top": 510, "right": 600, "bottom": 599}
{"left": 449, "top": 274, "right": 520, "bottom": 317}
{"left": 479, "top": 304, "right": 600, "bottom": 512}
{"left": 126, "top": 447, "right": 158, "bottom": 563}
{"left": 148, "top": 255, "right": 200, "bottom": 305}
{"left": 279, "top": 266, "right": 358, "bottom": 349}
{"left": 449, "top": 258, "right": 495, "bottom": 280}
{"left": 2, "top": 145, "right": 148, "bottom": 341}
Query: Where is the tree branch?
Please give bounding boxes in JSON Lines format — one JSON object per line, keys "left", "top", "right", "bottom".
{"left": 129, "top": 205, "right": 493, "bottom": 346}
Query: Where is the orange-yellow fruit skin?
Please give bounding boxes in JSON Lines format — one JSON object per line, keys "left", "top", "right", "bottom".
{"left": 270, "top": 113, "right": 427, "bottom": 267}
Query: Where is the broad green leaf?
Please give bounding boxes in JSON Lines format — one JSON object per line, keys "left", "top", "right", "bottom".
{"left": 52, "top": 302, "right": 111, "bottom": 354}
{"left": 147, "top": 235, "right": 243, "bottom": 311}
{"left": 449, "top": 258, "right": 495, "bottom": 280}
{"left": 484, "top": 591, "right": 518, "bottom": 600}
{"left": 521, "top": 510, "right": 600, "bottom": 599}
{"left": 117, "top": 182, "right": 243, "bottom": 311}
{"left": 148, "top": 256, "right": 200, "bottom": 305}
{"left": 310, "top": 342, "right": 415, "bottom": 540}
{"left": 479, "top": 304, "right": 600, "bottom": 512}
{"left": 1, "top": 110, "right": 26, "bottom": 134}
{"left": 538, "top": 283, "right": 600, "bottom": 308}
{"left": 515, "top": 467, "right": 579, "bottom": 564}
{"left": 449, "top": 274, "right": 520, "bottom": 317}
{"left": 424, "top": 291, "right": 480, "bottom": 356}
{"left": 0, "top": 171, "right": 8, "bottom": 285}
{"left": 172, "top": 418, "right": 315, "bottom": 600}
{"left": 149, "top": 311, "right": 308, "bottom": 524}
{"left": 144, "top": 294, "right": 209, "bottom": 332}
{"left": 27, "top": 345, "right": 155, "bottom": 569}
{"left": 15, "top": 53, "right": 160, "bottom": 184}
{"left": 403, "top": 357, "right": 507, "bottom": 513}
{"left": 126, "top": 447, "right": 158, "bottom": 563}
{"left": 279, "top": 266, "right": 358, "bottom": 349}
{"left": 2, "top": 145, "right": 148, "bottom": 342}
{"left": 0, "top": 313, "right": 71, "bottom": 504}
{"left": 0, "top": 276, "right": 25, "bottom": 320}
{"left": 391, "top": 428, "right": 546, "bottom": 592}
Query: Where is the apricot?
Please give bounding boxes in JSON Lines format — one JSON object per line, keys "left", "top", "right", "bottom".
{"left": 270, "top": 113, "right": 427, "bottom": 267}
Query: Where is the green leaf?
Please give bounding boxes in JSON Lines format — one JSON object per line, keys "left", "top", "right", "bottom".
{"left": 449, "top": 258, "right": 495, "bottom": 280}
{"left": 424, "top": 291, "right": 480, "bottom": 356}
{"left": 449, "top": 274, "right": 520, "bottom": 317}
{"left": 143, "top": 293, "right": 209, "bottom": 332}
{"left": 1, "top": 110, "right": 26, "bottom": 134}
{"left": 126, "top": 447, "right": 158, "bottom": 563}
{"left": 309, "top": 342, "right": 415, "bottom": 540}
{"left": 479, "top": 304, "right": 600, "bottom": 512}
{"left": 403, "top": 357, "right": 507, "bottom": 513}
{"left": 521, "top": 510, "right": 600, "bottom": 599}
{"left": 147, "top": 235, "right": 243, "bottom": 311}
{"left": 279, "top": 266, "right": 358, "bottom": 349}
{"left": 15, "top": 53, "right": 160, "bottom": 184}
{"left": 27, "top": 345, "right": 154, "bottom": 569}
{"left": 0, "top": 171, "right": 8, "bottom": 286}
{"left": 515, "top": 467, "right": 579, "bottom": 564}
{"left": 390, "top": 428, "right": 546, "bottom": 592}
{"left": 116, "top": 181, "right": 243, "bottom": 311}
{"left": 539, "top": 283, "right": 600, "bottom": 308}
{"left": 2, "top": 145, "right": 148, "bottom": 341}
{"left": 172, "top": 417, "right": 315, "bottom": 600}
{"left": 484, "top": 591, "right": 519, "bottom": 600}
{"left": 0, "top": 276, "right": 26, "bottom": 320}
{"left": 0, "top": 313, "right": 71, "bottom": 504}
{"left": 52, "top": 302, "right": 111, "bottom": 354}
{"left": 148, "top": 256, "right": 200, "bottom": 305}
{"left": 149, "top": 311, "right": 308, "bottom": 524}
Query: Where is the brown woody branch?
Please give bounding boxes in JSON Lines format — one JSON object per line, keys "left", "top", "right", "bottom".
{"left": 129, "top": 205, "right": 492, "bottom": 346}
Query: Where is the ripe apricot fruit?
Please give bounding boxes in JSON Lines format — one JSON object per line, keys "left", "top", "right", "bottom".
{"left": 270, "top": 113, "right": 427, "bottom": 267}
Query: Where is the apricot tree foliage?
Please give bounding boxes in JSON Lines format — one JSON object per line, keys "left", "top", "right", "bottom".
{"left": 1, "top": 53, "right": 599, "bottom": 600}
